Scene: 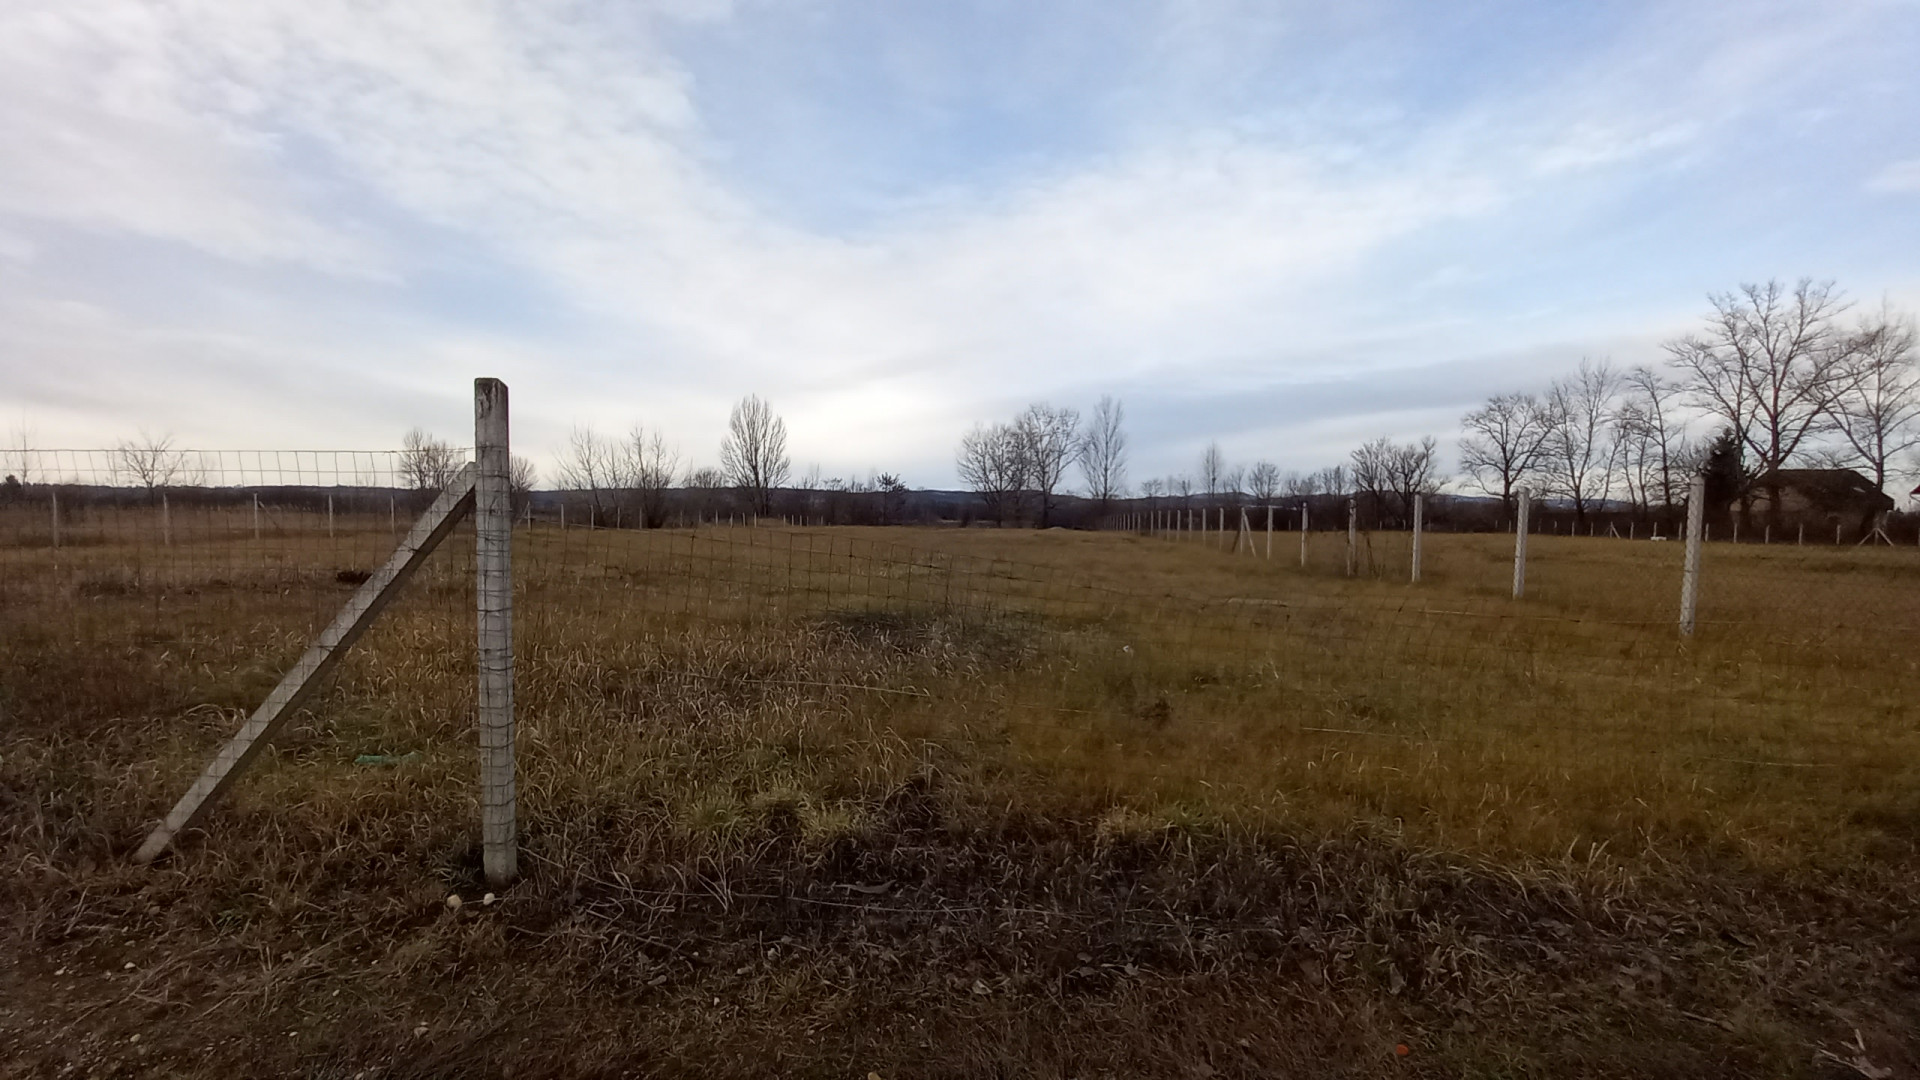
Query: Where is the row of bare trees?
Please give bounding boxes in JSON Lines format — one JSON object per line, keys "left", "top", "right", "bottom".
{"left": 955, "top": 397, "right": 1128, "bottom": 526}
{"left": 1135, "top": 436, "right": 1444, "bottom": 530}
{"left": 1460, "top": 280, "right": 1918, "bottom": 528}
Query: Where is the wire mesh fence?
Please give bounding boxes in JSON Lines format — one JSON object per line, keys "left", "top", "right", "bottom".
{"left": 3, "top": 448, "right": 1916, "bottom": 864}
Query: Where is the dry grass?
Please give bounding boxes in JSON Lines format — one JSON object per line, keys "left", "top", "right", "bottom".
{"left": 2, "top": 511, "right": 1917, "bottom": 1077}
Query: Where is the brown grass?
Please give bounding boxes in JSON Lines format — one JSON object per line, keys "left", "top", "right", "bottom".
{"left": 2, "top": 511, "right": 1917, "bottom": 1077}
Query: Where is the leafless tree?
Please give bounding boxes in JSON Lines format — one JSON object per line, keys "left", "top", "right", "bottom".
{"left": 1349, "top": 438, "right": 1439, "bottom": 526}
{"left": 1665, "top": 279, "right": 1858, "bottom": 525}
{"left": 1348, "top": 439, "right": 1394, "bottom": 522}
{"left": 623, "top": 426, "right": 681, "bottom": 528}
{"left": 1172, "top": 474, "right": 1196, "bottom": 510}
{"left": 4, "top": 421, "right": 33, "bottom": 486}
{"left": 1541, "top": 359, "right": 1623, "bottom": 528}
{"left": 115, "top": 430, "right": 192, "bottom": 493}
{"left": 1016, "top": 403, "right": 1080, "bottom": 527}
{"left": 1076, "top": 395, "right": 1128, "bottom": 512}
{"left": 508, "top": 455, "right": 537, "bottom": 515}
{"left": 1222, "top": 466, "right": 1247, "bottom": 502}
{"left": 556, "top": 426, "right": 627, "bottom": 524}
{"left": 957, "top": 422, "right": 1028, "bottom": 525}
{"left": 1614, "top": 367, "right": 1690, "bottom": 529}
{"left": 1247, "top": 461, "right": 1282, "bottom": 501}
{"left": 1458, "top": 392, "right": 1554, "bottom": 522}
{"left": 719, "top": 395, "right": 791, "bottom": 516}
{"left": 1199, "top": 442, "right": 1226, "bottom": 500}
{"left": 1827, "top": 301, "right": 1920, "bottom": 493}
{"left": 1387, "top": 437, "right": 1443, "bottom": 520}
{"left": 400, "top": 428, "right": 460, "bottom": 491}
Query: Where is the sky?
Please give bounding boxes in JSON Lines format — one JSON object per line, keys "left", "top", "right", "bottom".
{"left": 1, "top": 0, "right": 1918, "bottom": 489}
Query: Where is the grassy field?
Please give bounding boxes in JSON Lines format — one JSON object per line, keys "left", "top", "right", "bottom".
{"left": 2, "top": 510, "right": 1917, "bottom": 1077}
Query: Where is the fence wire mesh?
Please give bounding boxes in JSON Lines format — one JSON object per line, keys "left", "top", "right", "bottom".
{"left": 2, "top": 450, "right": 1915, "bottom": 861}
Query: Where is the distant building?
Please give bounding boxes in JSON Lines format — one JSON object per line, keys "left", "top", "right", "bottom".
{"left": 1742, "top": 468, "right": 1895, "bottom": 536}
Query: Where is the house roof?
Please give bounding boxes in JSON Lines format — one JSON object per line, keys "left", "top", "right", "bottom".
{"left": 1752, "top": 468, "right": 1896, "bottom": 510}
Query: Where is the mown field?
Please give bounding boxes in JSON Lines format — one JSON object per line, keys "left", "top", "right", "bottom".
{"left": 2, "top": 508, "right": 1917, "bottom": 1078}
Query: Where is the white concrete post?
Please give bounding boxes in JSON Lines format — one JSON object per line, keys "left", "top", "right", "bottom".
{"left": 327, "top": 493, "right": 335, "bottom": 539}
{"left": 475, "top": 377, "right": 517, "bottom": 886}
{"left": 1299, "top": 504, "right": 1308, "bottom": 568}
{"left": 1680, "top": 473, "right": 1705, "bottom": 637}
{"left": 51, "top": 489, "right": 60, "bottom": 549}
{"left": 1345, "top": 498, "right": 1357, "bottom": 577}
{"left": 1411, "top": 493, "right": 1424, "bottom": 584}
{"left": 1265, "top": 504, "right": 1273, "bottom": 559}
{"left": 1512, "top": 488, "right": 1531, "bottom": 600}
{"left": 252, "top": 493, "right": 261, "bottom": 541}
{"left": 162, "top": 494, "right": 171, "bottom": 547}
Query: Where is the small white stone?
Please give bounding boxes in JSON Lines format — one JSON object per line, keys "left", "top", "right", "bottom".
{"left": 123, "top": 961, "right": 135, "bottom": 970}
{"left": 445, "top": 894, "right": 462, "bottom": 911}
{"left": 481, "top": 892, "right": 496, "bottom": 906}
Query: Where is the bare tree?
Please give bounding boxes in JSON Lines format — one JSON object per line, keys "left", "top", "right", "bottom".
{"left": 1349, "top": 438, "right": 1436, "bottom": 526}
{"left": 1386, "top": 437, "right": 1443, "bottom": 520}
{"left": 957, "top": 422, "right": 1028, "bottom": 525}
{"left": 1172, "top": 474, "right": 1196, "bottom": 511}
{"left": 1222, "top": 466, "right": 1247, "bottom": 503}
{"left": 1015, "top": 403, "right": 1079, "bottom": 527}
{"left": 1541, "top": 360, "right": 1623, "bottom": 528}
{"left": 1199, "top": 442, "right": 1226, "bottom": 500}
{"left": 508, "top": 455, "right": 537, "bottom": 515}
{"left": 1615, "top": 367, "right": 1690, "bottom": 530}
{"left": 1827, "top": 301, "right": 1920, "bottom": 493}
{"left": 115, "top": 430, "right": 192, "bottom": 493}
{"left": 1666, "top": 279, "right": 1858, "bottom": 525}
{"left": 624, "top": 426, "right": 681, "bottom": 528}
{"left": 719, "top": 395, "right": 791, "bottom": 516}
{"left": 556, "top": 426, "right": 624, "bottom": 524}
{"left": 1076, "top": 395, "right": 1128, "bottom": 512}
{"left": 1458, "top": 392, "right": 1554, "bottom": 523}
{"left": 1247, "top": 460, "right": 1282, "bottom": 502}
{"left": 400, "top": 428, "right": 460, "bottom": 491}
{"left": 5, "top": 420, "right": 33, "bottom": 486}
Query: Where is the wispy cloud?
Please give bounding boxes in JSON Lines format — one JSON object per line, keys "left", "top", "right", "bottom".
{"left": 0, "top": 0, "right": 1915, "bottom": 483}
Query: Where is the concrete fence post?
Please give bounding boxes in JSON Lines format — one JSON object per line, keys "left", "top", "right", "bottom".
{"left": 1411, "top": 493, "right": 1424, "bottom": 584}
{"left": 475, "top": 378, "right": 517, "bottom": 887}
{"left": 252, "top": 493, "right": 261, "bottom": 541}
{"left": 1512, "top": 488, "right": 1531, "bottom": 599}
{"left": 1299, "top": 504, "right": 1309, "bottom": 568}
{"left": 51, "top": 488, "right": 60, "bottom": 549}
{"left": 161, "top": 493, "right": 171, "bottom": 547}
{"left": 1345, "top": 498, "right": 1357, "bottom": 577}
{"left": 327, "top": 493, "right": 335, "bottom": 540}
{"left": 1680, "top": 473, "right": 1705, "bottom": 637}
{"left": 1265, "top": 504, "right": 1273, "bottom": 560}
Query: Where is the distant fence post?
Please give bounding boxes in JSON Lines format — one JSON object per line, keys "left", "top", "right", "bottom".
{"left": 327, "top": 493, "right": 335, "bottom": 539}
{"left": 1345, "top": 498, "right": 1357, "bottom": 577}
{"left": 1512, "top": 488, "right": 1530, "bottom": 599}
{"left": 162, "top": 493, "right": 172, "bottom": 547}
{"left": 253, "top": 494, "right": 261, "bottom": 541}
{"left": 1411, "top": 493, "right": 1424, "bottom": 584}
{"left": 1299, "top": 504, "right": 1309, "bottom": 568}
{"left": 1679, "top": 473, "right": 1705, "bottom": 637}
{"left": 475, "top": 377, "right": 518, "bottom": 887}
{"left": 1265, "top": 504, "right": 1273, "bottom": 559}
{"left": 50, "top": 489, "right": 60, "bottom": 549}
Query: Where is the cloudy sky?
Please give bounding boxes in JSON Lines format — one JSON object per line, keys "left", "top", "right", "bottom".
{"left": 2, "top": 0, "right": 1917, "bottom": 487}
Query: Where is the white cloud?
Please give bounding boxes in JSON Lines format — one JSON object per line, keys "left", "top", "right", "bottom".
{"left": 1866, "top": 159, "right": 1920, "bottom": 193}
{"left": 0, "top": 0, "right": 1913, "bottom": 484}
